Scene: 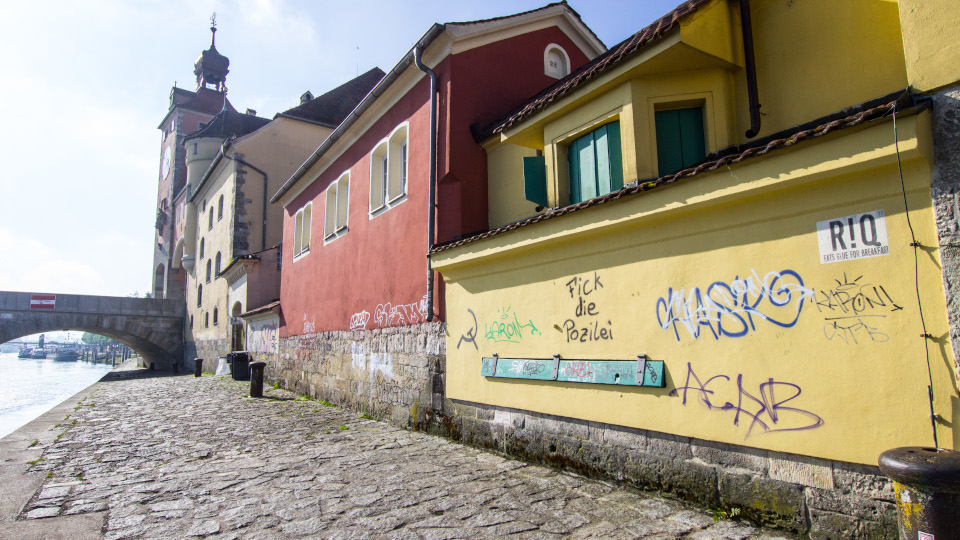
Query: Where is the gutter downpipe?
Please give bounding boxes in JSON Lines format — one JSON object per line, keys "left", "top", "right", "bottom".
{"left": 739, "top": 0, "right": 761, "bottom": 138}
{"left": 414, "top": 44, "right": 438, "bottom": 322}
{"left": 221, "top": 143, "right": 270, "bottom": 252}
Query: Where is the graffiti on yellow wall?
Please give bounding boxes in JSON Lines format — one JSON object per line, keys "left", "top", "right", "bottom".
{"left": 655, "top": 269, "right": 814, "bottom": 341}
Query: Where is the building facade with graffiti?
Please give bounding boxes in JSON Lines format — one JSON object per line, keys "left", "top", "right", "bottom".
{"left": 431, "top": 0, "right": 960, "bottom": 536}
{"left": 268, "top": 5, "right": 605, "bottom": 423}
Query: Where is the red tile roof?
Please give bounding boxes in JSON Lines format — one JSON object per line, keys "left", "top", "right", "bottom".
{"left": 475, "top": 0, "right": 711, "bottom": 141}
{"left": 434, "top": 95, "right": 922, "bottom": 254}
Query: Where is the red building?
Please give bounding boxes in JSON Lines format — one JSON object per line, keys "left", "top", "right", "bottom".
{"left": 270, "top": 3, "right": 604, "bottom": 421}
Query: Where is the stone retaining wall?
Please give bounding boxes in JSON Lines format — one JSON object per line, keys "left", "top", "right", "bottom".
{"left": 444, "top": 400, "right": 897, "bottom": 538}
{"left": 183, "top": 338, "right": 229, "bottom": 374}
{"left": 269, "top": 323, "right": 895, "bottom": 537}
{"left": 273, "top": 323, "right": 445, "bottom": 427}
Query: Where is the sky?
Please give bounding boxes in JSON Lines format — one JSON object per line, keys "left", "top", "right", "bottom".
{"left": 0, "top": 0, "right": 680, "bottom": 300}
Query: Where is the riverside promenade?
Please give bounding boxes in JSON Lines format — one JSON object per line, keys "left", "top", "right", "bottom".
{"left": 0, "top": 363, "right": 794, "bottom": 539}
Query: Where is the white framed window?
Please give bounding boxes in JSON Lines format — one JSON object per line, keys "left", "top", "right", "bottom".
{"left": 369, "top": 123, "right": 408, "bottom": 217}
{"left": 214, "top": 252, "right": 222, "bottom": 276}
{"left": 293, "top": 202, "right": 312, "bottom": 260}
{"left": 544, "top": 44, "right": 571, "bottom": 79}
{"left": 217, "top": 195, "right": 224, "bottom": 221}
{"left": 208, "top": 206, "right": 213, "bottom": 230}
{"left": 324, "top": 172, "right": 349, "bottom": 242}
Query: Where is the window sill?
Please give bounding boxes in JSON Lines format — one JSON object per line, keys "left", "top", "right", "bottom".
{"left": 369, "top": 194, "right": 407, "bottom": 219}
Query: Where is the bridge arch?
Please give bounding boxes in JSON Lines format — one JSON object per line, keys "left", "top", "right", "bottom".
{"left": 0, "top": 292, "right": 184, "bottom": 370}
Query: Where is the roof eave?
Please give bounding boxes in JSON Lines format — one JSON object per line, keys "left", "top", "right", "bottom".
{"left": 271, "top": 23, "right": 447, "bottom": 206}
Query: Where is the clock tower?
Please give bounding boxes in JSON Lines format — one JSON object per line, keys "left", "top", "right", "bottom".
{"left": 152, "top": 15, "right": 234, "bottom": 300}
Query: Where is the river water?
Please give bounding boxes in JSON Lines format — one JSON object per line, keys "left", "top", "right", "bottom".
{"left": 0, "top": 351, "right": 115, "bottom": 440}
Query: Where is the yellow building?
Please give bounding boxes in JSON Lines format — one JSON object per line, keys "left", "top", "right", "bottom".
{"left": 431, "top": 0, "right": 960, "bottom": 535}
{"left": 180, "top": 69, "right": 385, "bottom": 370}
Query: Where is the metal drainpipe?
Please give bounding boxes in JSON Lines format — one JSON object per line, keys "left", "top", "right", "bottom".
{"left": 220, "top": 143, "right": 269, "bottom": 251}
{"left": 414, "top": 45, "right": 438, "bottom": 322}
{"left": 740, "top": 0, "right": 761, "bottom": 138}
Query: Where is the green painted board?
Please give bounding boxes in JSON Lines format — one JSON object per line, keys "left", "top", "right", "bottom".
{"left": 481, "top": 356, "right": 665, "bottom": 388}
{"left": 557, "top": 359, "right": 637, "bottom": 385}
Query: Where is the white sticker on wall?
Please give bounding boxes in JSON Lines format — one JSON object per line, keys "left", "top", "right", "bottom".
{"left": 817, "top": 210, "right": 889, "bottom": 264}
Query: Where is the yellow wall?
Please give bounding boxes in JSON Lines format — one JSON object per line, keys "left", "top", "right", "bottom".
{"left": 898, "top": 0, "right": 960, "bottom": 92}
{"left": 488, "top": 0, "right": 908, "bottom": 229}
{"left": 438, "top": 114, "right": 957, "bottom": 465}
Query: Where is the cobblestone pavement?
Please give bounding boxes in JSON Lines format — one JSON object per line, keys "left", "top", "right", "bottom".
{"left": 21, "top": 366, "right": 795, "bottom": 539}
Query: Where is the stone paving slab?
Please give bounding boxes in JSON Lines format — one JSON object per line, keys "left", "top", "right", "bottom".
{"left": 14, "top": 365, "right": 797, "bottom": 539}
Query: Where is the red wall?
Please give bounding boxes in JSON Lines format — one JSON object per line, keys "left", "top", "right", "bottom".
{"left": 280, "top": 80, "right": 433, "bottom": 336}
{"left": 280, "top": 25, "right": 596, "bottom": 336}
{"left": 437, "top": 27, "right": 593, "bottom": 243}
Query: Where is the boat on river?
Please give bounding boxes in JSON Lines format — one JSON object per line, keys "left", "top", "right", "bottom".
{"left": 17, "top": 347, "right": 32, "bottom": 358}
{"left": 53, "top": 344, "right": 80, "bottom": 362}
{"left": 30, "top": 348, "right": 47, "bottom": 359}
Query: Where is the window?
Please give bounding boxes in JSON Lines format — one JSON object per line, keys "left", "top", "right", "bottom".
{"left": 199, "top": 238, "right": 205, "bottom": 259}
{"left": 369, "top": 124, "right": 408, "bottom": 215}
{"left": 215, "top": 252, "right": 222, "bottom": 276}
{"left": 205, "top": 312, "right": 209, "bottom": 328}
{"left": 206, "top": 260, "right": 212, "bottom": 283}
{"left": 196, "top": 285, "right": 202, "bottom": 307}
{"left": 208, "top": 207, "right": 214, "bottom": 230}
{"left": 193, "top": 143, "right": 198, "bottom": 155}
{"left": 544, "top": 44, "right": 571, "bottom": 79}
{"left": 190, "top": 314, "right": 194, "bottom": 328}
{"left": 655, "top": 107, "right": 705, "bottom": 176}
{"left": 325, "top": 172, "right": 349, "bottom": 241}
{"left": 293, "top": 203, "right": 312, "bottom": 259}
{"left": 217, "top": 195, "right": 224, "bottom": 221}
{"left": 568, "top": 121, "right": 623, "bottom": 204}
{"left": 213, "top": 307, "right": 219, "bottom": 326}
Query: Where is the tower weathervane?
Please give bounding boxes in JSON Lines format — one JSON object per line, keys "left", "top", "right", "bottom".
{"left": 210, "top": 13, "right": 217, "bottom": 46}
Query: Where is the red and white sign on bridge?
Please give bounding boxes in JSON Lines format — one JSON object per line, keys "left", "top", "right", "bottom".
{"left": 29, "top": 294, "right": 56, "bottom": 310}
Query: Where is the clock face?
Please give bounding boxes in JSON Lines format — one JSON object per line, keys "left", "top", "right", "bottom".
{"left": 161, "top": 147, "right": 172, "bottom": 179}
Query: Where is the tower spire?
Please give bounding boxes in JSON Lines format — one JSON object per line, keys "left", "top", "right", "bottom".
{"left": 194, "top": 13, "right": 229, "bottom": 92}
{"left": 210, "top": 12, "right": 217, "bottom": 48}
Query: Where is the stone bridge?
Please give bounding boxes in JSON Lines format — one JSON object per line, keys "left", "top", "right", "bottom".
{"left": 0, "top": 291, "right": 184, "bottom": 370}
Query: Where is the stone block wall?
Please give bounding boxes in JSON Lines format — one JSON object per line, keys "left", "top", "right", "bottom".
{"left": 272, "top": 323, "right": 445, "bottom": 428}
{"left": 931, "top": 85, "right": 960, "bottom": 381}
{"left": 183, "top": 338, "right": 229, "bottom": 374}
{"left": 444, "top": 400, "right": 897, "bottom": 538}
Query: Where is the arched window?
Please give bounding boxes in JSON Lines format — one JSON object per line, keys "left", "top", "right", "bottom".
{"left": 293, "top": 203, "right": 312, "bottom": 259}
{"left": 197, "top": 284, "right": 202, "bottom": 307}
{"left": 199, "top": 238, "right": 205, "bottom": 259}
{"left": 205, "top": 312, "right": 209, "bottom": 328}
{"left": 369, "top": 123, "right": 409, "bottom": 215}
{"left": 217, "top": 195, "right": 224, "bottom": 221}
{"left": 324, "top": 172, "right": 349, "bottom": 241}
{"left": 213, "top": 307, "right": 219, "bottom": 326}
{"left": 206, "top": 260, "right": 212, "bottom": 283}
{"left": 215, "top": 252, "right": 222, "bottom": 276}
{"left": 544, "top": 44, "right": 571, "bottom": 79}
{"left": 208, "top": 206, "right": 214, "bottom": 229}
{"left": 189, "top": 314, "right": 194, "bottom": 328}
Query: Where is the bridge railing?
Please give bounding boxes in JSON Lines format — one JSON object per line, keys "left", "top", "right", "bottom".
{"left": 0, "top": 292, "right": 183, "bottom": 317}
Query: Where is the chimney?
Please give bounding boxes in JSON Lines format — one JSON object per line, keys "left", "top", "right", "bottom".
{"left": 300, "top": 91, "right": 314, "bottom": 105}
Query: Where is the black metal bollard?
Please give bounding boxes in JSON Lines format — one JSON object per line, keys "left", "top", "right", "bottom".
{"left": 879, "top": 447, "right": 960, "bottom": 539}
{"left": 194, "top": 358, "right": 203, "bottom": 377}
{"left": 249, "top": 361, "right": 266, "bottom": 398}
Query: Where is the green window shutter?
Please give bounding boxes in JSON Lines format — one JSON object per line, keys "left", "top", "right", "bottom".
{"left": 606, "top": 121, "right": 623, "bottom": 192}
{"left": 522, "top": 155, "right": 548, "bottom": 207}
{"left": 656, "top": 107, "right": 705, "bottom": 176}
{"left": 678, "top": 108, "right": 706, "bottom": 169}
{"left": 568, "top": 121, "right": 623, "bottom": 204}
{"left": 655, "top": 109, "right": 683, "bottom": 176}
